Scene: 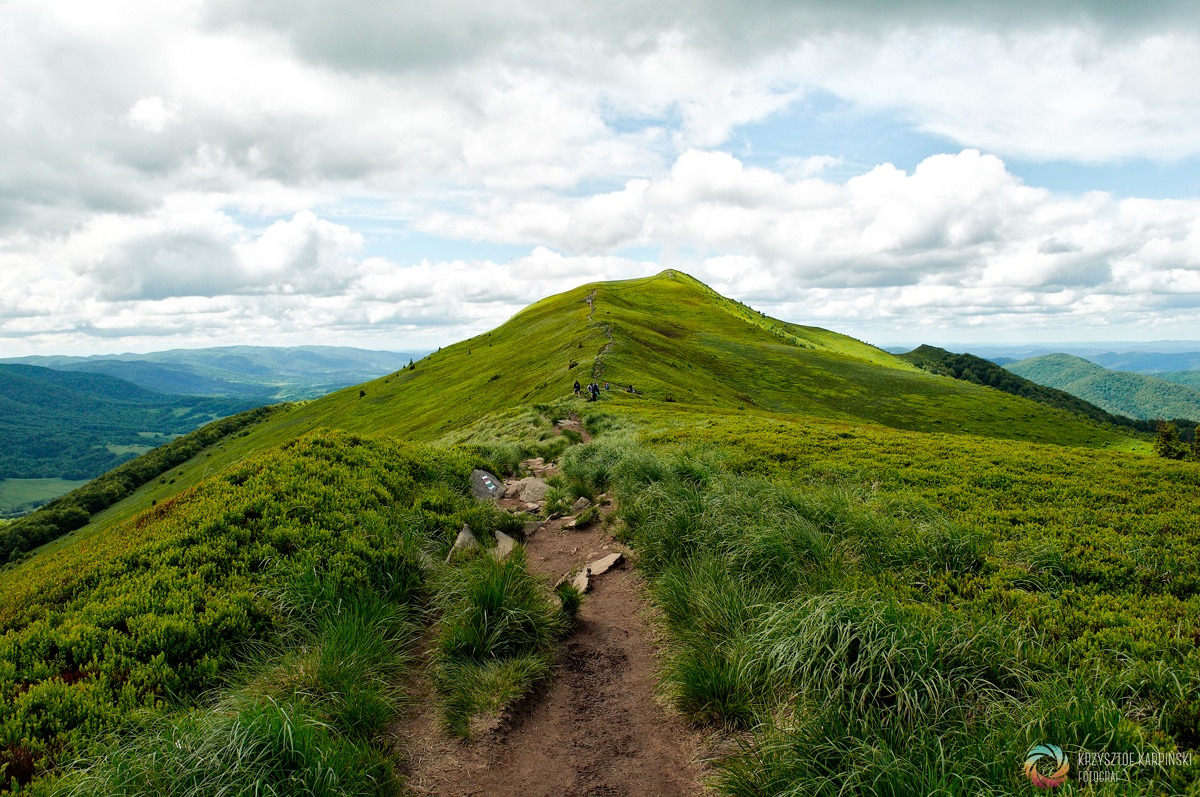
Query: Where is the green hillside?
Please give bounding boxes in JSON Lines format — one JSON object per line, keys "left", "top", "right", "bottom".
{"left": 139, "top": 270, "right": 1138, "bottom": 446}
{"left": 7, "top": 271, "right": 1197, "bottom": 796}
{"left": 900, "top": 344, "right": 1153, "bottom": 433}
{"left": 1007, "top": 352, "right": 1200, "bottom": 421}
{"left": 40, "top": 272, "right": 1143, "bottom": 543}
{"left": 0, "top": 363, "right": 256, "bottom": 485}
{"left": 1160, "top": 370, "right": 1200, "bottom": 391}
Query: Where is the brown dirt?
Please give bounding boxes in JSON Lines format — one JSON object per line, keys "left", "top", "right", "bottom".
{"left": 394, "top": 436, "right": 710, "bottom": 796}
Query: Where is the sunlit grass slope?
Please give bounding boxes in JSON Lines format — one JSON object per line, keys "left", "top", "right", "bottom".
{"left": 58, "top": 270, "right": 1139, "bottom": 541}
{"left": 556, "top": 403, "right": 1200, "bottom": 793}
{"left": 207, "top": 269, "right": 1139, "bottom": 448}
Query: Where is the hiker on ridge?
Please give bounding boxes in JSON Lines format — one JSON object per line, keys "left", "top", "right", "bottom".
{"left": 574, "top": 379, "right": 581, "bottom": 396}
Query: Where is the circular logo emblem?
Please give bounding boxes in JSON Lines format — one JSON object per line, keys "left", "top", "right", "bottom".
{"left": 1025, "top": 743, "right": 1070, "bottom": 788}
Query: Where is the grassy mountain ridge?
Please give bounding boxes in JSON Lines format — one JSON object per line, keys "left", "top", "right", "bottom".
{"left": 1007, "top": 352, "right": 1200, "bottom": 421}
{"left": 44, "top": 272, "right": 1144, "bottom": 539}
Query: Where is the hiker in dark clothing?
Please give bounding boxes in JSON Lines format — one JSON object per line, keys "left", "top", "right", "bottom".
{"left": 588, "top": 382, "right": 600, "bottom": 401}
{"left": 574, "top": 379, "right": 581, "bottom": 396}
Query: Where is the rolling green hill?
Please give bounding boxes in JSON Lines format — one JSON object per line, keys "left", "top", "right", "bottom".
{"left": 155, "top": 270, "right": 1135, "bottom": 445}
{"left": 39, "top": 271, "right": 1143, "bottom": 542}
{"left": 1007, "top": 352, "right": 1200, "bottom": 421}
{"left": 899, "top": 344, "right": 1153, "bottom": 433}
{"left": 8, "top": 271, "right": 1198, "bottom": 796}
{"left": 0, "top": 363, "right": 256, "bottom": 485}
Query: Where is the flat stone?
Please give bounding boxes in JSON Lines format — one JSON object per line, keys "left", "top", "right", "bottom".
{"left": 570, "top": 496, "right": 591, "bottom": 513}
{"left": 445, "top": 524, "right": 479, "bottom": 563}
{"left": 521, "top": 521, "right": 541, "bottom": 538}
{"left": 566, "top": 512, "right": 595, "bottom": 530}
{"left": 523, "top": 502, "right": 541, "bottom": 513}
{"left": 588, "top": 552, "right": 624, "bottom": 576}
{"left": 555, "top": 568, "right": 590, "bottom": 593}
{"left": 510, "top": 476, "right": 550, "bottom": 503}
{"left": 492, "top": 530, "right": 518, "bottom": 560}
{"left": 470, "top": 469, "right": 503, "bottom": 501}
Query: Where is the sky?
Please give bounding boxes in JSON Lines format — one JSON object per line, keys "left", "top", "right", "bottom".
{"left": 3, "top": 0, "right": 1200, "bottom": 356}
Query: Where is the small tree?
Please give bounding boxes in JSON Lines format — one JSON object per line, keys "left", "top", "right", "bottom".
{"left": 1154, "top": 421, "right": 1189, "bottom": 460}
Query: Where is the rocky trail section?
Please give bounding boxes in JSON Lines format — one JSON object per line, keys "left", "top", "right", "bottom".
{"left": 396, "top": 437, "right": 708, "bottom": 797}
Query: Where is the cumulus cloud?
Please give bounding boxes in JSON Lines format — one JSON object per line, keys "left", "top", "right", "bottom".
{"left": 413, "top": 148, "right": 1200, "bottom": 309}
{"left": 3, "top": 0, "right": 1200, "bottom": 354}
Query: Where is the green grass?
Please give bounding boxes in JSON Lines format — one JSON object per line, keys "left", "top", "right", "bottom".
{"left": 0, "top": 479, "right": 89, "bottom": 517}
{"left": 3, "top": 271, "right": 1190, "bottom": 794}
{"left": 54, "top": 271, "right": 1144, "bottom": 549}
{"left": 431, "top": 547, "right": 573, "bottom": 737}
{"left": 0, "top": 431, "right": 528, "bottom": 792}
{"left": 103, "top": 445, "right": 155, "bottom": 458}
{"left": 564, "top": 409, "right": 1200, "bottom": 794}
{"left": 56, "top": 582, "right": 414, "bottom": 797}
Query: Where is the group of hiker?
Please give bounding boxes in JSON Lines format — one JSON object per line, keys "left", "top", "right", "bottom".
{"left": 574, "top": 379, "right": 635, "bottom": 401}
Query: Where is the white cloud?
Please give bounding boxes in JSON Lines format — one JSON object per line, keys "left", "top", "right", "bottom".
{"left": 3, "top": 0, "right": 1200, "bottom": 354}
{"left": 125, "top": 96, "right": 182, "bottom": 134}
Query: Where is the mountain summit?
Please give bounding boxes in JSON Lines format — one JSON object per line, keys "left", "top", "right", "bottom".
{"left": 257, "top": 270, "right": 1130, "bottom": 446}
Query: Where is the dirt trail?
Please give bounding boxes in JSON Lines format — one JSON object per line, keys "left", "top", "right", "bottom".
{"left": 395, "top": 422, "right": 709, "bottom": 796}
{"left": 584, "top": 289, "right": 615, "bottom": 382}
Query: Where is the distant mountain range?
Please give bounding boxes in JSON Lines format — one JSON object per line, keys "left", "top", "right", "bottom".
{"left": 0, "top": 346, "right": 423, "bottom": 515}
{"left": 1005, "top": 353, "right": 1200, "bottom": 422}
{"left": 898, "top": 346, "right": 1153, "bottom": 433}
{"left": 1, "top": 345, "right": 424, "bottom": 401}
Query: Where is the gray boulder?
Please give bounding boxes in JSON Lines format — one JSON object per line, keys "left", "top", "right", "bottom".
{"left": 470, "top": 469, "right": 503, "bottom": 501}
{"left": 445, "top": 524, "right": 480, "bottom": 563}
{"left": 492, "top": 530, "right": 518, "bottom": 560}
{"left": 510, "top": 477, "right": 550, "bottom": 503}
{"left": 588, "top": 552, "right": 624, "bottom": 576}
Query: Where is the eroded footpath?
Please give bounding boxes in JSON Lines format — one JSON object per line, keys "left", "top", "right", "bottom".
{"left": 395, "top": 431, "right": 709, "bottom": 797}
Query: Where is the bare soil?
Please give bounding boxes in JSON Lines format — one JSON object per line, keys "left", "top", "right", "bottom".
{"left": 394, "top": 429, "right": 710, "bottom": 796}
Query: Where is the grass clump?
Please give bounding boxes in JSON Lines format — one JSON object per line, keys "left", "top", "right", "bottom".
{"left": 432, "top": 548, "right": 571, "bottom": 737}
{"left": 58, "top": 577, "right": 417, "bottom": 797}
{"left": 572, "top": 505, "right": 600, "bottom": 528}
{"left": 61, "top": 695, "right": 396, "bottom": 797}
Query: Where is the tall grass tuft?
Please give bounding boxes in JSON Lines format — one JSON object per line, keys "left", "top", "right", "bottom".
{"left": 432, "top": 547, "right": 570, "bottom": 737}
{"left": 61, "top": 578, "right": 415, "bottom": 796}
{"left": 62, "top": 694, "right": 396, "bottom": 797}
